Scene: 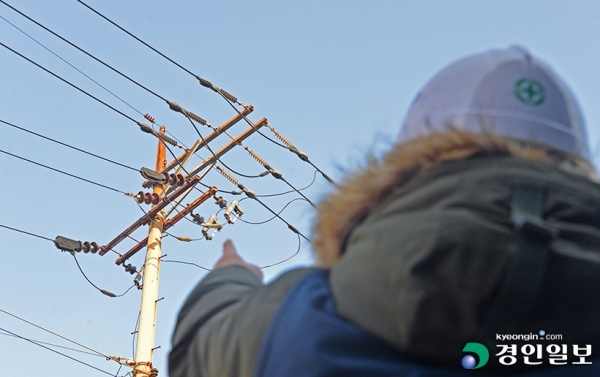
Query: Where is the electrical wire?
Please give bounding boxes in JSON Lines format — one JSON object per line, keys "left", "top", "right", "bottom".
{"left": 0, "top": 223, "right": 53, "bottom": 241}
{"left": 0, "top": 330, "right": 103, "bottom": 357}
{"left": 237, "top": 197, "right": 308, "bottom": 225}
{"left": 0, "top": 0, "right": 167, "bottom": 102}
{"left": 77, "top": 0, "right": 195, "bottom": 78}
{"left": 161, "top": 233, "right": 302, "bottom": 271}
{"left": 0, "top": 12, "right": 144, "bottom": 117}
{"left": 73, "top": 0, "right": 336, "bottom": 185}
{"left": 161, "top": 259, "right": 211, "bottom": 272}
{"left": 181, "top": 114, "right": 315, "bottom": 206}
{"left": 0, "top": 41, "right": 137, "bottom": 123}
{"left": 0, "top": 326, "right": 115, "bottom": 376}
{"left": 0, "top": 119, "right": 138, "bottom": 171}
{"left": 114, "top": 284, "right": 136, "bottom": 298}
{"left": 255, "top": 169, "right": 318, "bottom": 198}
{"left": 72, "top": 254, "right": 121, "bottom": 298}
{"left": 0, "top": 307, "right": 112, "bottom": 359}
{"left": 259, "top": 233, "right": 302, "bottom": 269}
{"left": 0, "top": 148, "right": 128, "bottom": 194}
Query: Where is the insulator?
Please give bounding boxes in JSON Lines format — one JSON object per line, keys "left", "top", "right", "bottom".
{"left": 216, "top": 166, "right": 240, "bottom": 186}
{"left": 246, "top": 148, "right": 268, "bottom": 167}
{"left": 136, "top": 191, "right": 145, "bottom": 204}
{"left": 144, "top": 113, "right": 156, "bottom": 124}
{"left": 224, "top": 200, "right": 243, "bottom": 224}
{"left": 269, "top": 126, "right": 294, "bottom": 149}
{"left": 166, "top": 174, "right": 175, "bottom": 185}
{"left": 218, "top": 88, "right": 238, "bottom": 104}
{"left": 137, "top": 191, "right": 160, "bottom": 205}
{"left": 191, "top": 213, "right": 205, "bottom": 225}
{"left": 188, "top": 112, "right": 207, "bottom": 126}
{"left": 124, "top": 263, "right": 137, "bottom": 275}
{"left": 176, "top": 174, "right": 185, "bottom": 186}
{"left": 90, "top": 242, "right": 99, "bottom": 254}
{"left": 214, "top": 196, "right": 227, "bottom": 209}
{"left": 157, "top": 133, "right": 178, "bottom": 147}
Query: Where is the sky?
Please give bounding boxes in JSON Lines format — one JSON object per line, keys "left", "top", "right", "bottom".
{"left": 1, "top": 1, "right": 599, "bottom": 376}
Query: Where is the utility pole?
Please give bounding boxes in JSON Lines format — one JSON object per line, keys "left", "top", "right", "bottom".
{"left": 134, "top": 126, "right": 167, "bottom": 377}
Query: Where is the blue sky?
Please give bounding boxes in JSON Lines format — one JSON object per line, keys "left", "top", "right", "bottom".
{"left": 1, "top": 1, "right": 599, "bottom": 376}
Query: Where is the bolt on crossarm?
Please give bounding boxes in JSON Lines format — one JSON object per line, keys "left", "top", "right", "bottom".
{"left": 134, "top": 126, "right": 167, "bottom": 377}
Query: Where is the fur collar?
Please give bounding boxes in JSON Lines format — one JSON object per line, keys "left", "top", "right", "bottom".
{"left": 312, "top": 131, "right": 593, "bottom": 268}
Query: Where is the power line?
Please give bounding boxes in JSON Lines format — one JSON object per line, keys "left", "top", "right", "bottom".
{"left": 0, "top": 119, "right": 138, "bottom": 172}
{"left": 0, "top": 148, "right": 128, "bottom": 194}
{"left": 0, "top": 330, "right": 104, "bottom": 357}
{"left": 0, "top": 12, "right": 145, "bottom": 117}
{"left": 77, "top": 0, "right": 195, "bottom": 77}
{"left": 0, "top": 307, "right": 111, "bottom": 359}
{"left": 0, "top": 223, "right": 53, "bottom": 242}
{"left": 0, "top": 41, "right": 138, "bottom": 123}
{"left": 237, "top": 197, "right": 308, "bottom": 225}
{"left": 0, "top": 326, "right": 115, "bottom": 376}
{"left": 0, "top": 0, "right": 167, "bottom": 102}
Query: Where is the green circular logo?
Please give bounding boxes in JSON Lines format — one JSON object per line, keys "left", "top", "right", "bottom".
{"left": 514, "top": 78, "right": 545, "bottom": 106}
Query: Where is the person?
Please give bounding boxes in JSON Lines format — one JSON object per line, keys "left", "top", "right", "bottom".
{"left": 168, "top": 46, "right": 600, "bottom": 376}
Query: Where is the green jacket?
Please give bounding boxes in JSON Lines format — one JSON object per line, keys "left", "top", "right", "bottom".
{"left": 169, "top": 151, "right": 600, "bottom": 376}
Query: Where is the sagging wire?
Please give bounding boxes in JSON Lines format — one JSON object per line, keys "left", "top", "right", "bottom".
{"left": 255, "top": 169, "right": 318, "bottom": 198}
{"left": 0, "top": 326, "right": 114, "bottom": 376}
{"left": 215, "top": 165, "right": 312, "bottom": 243}
{"left": 162, "top": 232, "right": 303, "bottom": 271}
{"left": 181, "top": 113, "right": 315, "bottom": 207}
{"left": 73, "top": 254, "right": 135, "bottom": 298}
{"left": 237, "top": 197, "right": 308, "bottom": 225}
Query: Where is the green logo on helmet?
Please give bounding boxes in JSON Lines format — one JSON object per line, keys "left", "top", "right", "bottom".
{"left": 514, "top": 78, "right": 545, "bottom": 106}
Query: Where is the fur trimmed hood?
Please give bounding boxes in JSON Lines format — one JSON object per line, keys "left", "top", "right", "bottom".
{"left": 312, "top": 130, "right": 595, "bottom": 268}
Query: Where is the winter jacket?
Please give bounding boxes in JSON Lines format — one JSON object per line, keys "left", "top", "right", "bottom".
{"left": 169, "top": 132, "right": 600, "bottom": 376}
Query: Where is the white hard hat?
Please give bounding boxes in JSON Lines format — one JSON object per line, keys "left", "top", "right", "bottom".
{"left": 399, "top": 46, "right": 591, "bottom": 161}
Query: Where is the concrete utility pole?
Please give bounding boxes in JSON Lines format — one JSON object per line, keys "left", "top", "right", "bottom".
{"left": 134, "top": 126, "right": 167, "bottom": 377}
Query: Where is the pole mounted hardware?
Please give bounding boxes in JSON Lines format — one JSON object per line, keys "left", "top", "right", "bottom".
{"left": 224, "top": 201, "right": 243, "bottom": 224}
{"left": 54, "top": 236, "right": 100, "bottom": 254}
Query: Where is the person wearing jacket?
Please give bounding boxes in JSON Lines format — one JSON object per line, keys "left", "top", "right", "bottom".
{"left": 169, "top": 46, "right": 600, "bottom": 376}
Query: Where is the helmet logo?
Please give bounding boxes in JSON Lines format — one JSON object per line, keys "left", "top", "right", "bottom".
{"left": 514, "top": 78, "right": 545, "bottom": 106}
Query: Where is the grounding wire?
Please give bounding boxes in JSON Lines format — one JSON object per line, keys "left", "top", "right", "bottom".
{"left": 0, "top": 119, "right": 138, "bottom": 171}
{"left": 0, "top": 330, "right": 103, "bottom": 357}
{"left": 0, "top": 148, "right": 128, "bottom": 194}
{"left": 0, "top": 12, "right": 144, "bottom": 117}
{"left": 0, "top": 326, "right": 114, "bottom": 376}
{"left": 0, "top": 0, "right": 167, "bottom": 102}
